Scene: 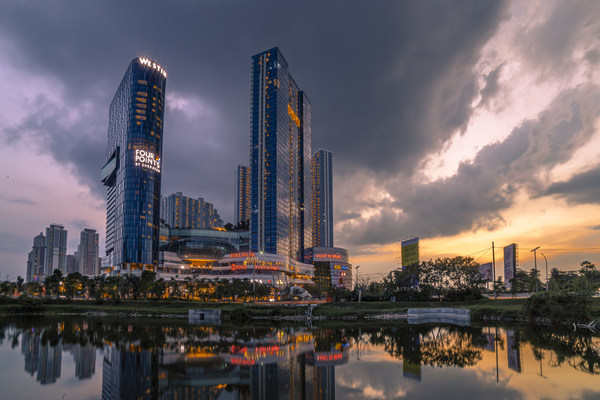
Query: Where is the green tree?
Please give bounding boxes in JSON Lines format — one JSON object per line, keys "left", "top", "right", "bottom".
{"left": 16, "top": 276, "right": 24, "bottom": 295}
{"left": 64, "top": 272, "right": 83, "bottom": 299}
{"left": 44, "top": 269, "right": 63, "bottom": 298}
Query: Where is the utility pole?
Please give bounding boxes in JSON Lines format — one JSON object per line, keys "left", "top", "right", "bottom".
{"left": 492, "top": 242, "right": 497, "bottom": 299}
{"left": 531, "top": 246, "right": 540, "bottom": 293}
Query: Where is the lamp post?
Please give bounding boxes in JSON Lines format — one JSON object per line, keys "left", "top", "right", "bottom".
{"left": 541, "top": 253, "right": 548, "bottom": 292}
{"left": 530, "top": 246, "right": 540, "bottom": 292}
{"left": 355, "top": 265, "right": 361, "bottom": 302}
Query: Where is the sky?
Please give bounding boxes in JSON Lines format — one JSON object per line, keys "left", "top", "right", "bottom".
{"left": 1, "top": 0, "right": 600, "bottom": 282}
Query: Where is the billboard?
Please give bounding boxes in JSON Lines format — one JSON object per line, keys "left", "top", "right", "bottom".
{"left": 401, "top": 237, "right": 419, "bottom": 267}
{"left": 479, "top": 262, "right": 493, "bottom": 282}
{"left": 503, "top": 243, "right": 517, "bottom": 289}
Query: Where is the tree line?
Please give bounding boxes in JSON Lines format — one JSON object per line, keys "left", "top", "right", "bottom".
{"left": 1, "top": 269, "right": 278, "bottom": 302}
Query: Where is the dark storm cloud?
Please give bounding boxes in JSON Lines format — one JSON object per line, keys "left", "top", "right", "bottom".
{"left": 477, "top": 63, "right": 504, "bottom": 109}
{"left": 545, "top": 165, "right": 600, "bottom": 205}
{"left": 518, "top": 0, "right": 600, "bottom": 75}
{"left": 0, "top": 0, "right": 509, "bottom": 224}
{"left": 339, "top": 84, "right": 600, "bottom": 247}
{"left": 2, "top": 95, "right": 106, "bottom": 197}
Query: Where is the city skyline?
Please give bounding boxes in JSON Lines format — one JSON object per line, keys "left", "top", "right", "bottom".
{"left": 1, "top": 1, "right": 600, "bottom": 281}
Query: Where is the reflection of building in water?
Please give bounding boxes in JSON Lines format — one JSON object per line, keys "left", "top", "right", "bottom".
{"left": 306, "top": 347, "right": 349, "bottom": 400}
{"left": 21, "top": 327, "right": 98, "bottom": 385}
{"left": 101, "top": 330, "right": 348, "bottom": 400}
{"left": 21, "top": 329, "right": 40, "bottom": 376}
{"left": 71, "top": 343, "right": 96, "bottom": 380}
{"left": 38, "top": 340, "right": 62, "bottom": 385}
{"left": 102, "top": 346, "right": 161, "bottom": 400}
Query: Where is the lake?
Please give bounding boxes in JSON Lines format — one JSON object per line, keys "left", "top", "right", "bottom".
{"left": 0, "top": 316, "right": 598, "bottom": 399}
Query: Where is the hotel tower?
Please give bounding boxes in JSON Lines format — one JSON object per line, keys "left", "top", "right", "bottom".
{"left": 102, "top": 57, "right": 166, "bottom": 274}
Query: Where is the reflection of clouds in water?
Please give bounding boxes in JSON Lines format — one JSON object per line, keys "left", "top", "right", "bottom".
{"left": 336, "top": 352, "right": 523, "bottom": 400}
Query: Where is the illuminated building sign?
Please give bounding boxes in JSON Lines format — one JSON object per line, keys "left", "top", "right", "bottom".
{"left": 138, "top": 57, "right": 167, "bottom": 78}
{"left": 315, "top": 253, "right": 342, "bottom": 260}
{"left": 316, "top": 353, "right": 344, "bottom": 362}
{"left": 134, "top": 149, "right": 161, "bottom": 173}
{"left": 255, "top": 265, "right": 279, "bottom": 271}
{"left": 230, "top": 252, "right": 255, "bottom": 258}
{"left": 231, "top": 264, "right": 247, "bottom": 271}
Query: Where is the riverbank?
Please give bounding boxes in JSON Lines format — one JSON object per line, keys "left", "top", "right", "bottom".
{"left": 1, "top": 296, "right": 599, "bottom": 324}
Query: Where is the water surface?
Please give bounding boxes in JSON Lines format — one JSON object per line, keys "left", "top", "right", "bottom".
{"left": 1, "top": 316, "right": 598, "bottom": 399}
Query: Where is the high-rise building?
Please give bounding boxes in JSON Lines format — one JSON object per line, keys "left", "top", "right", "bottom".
{"left": 66, "top": 254, "right": 79, "bottom": 274}
{"left": 235, "top": 165, "right": 251, "bottom": 225}
{"left": 78, "top": 228, "right": 99, "bottom": 276}
{"left": 311, "top": 149, "right": 333, "bottom": 248}
{"left": 250, "top": 47, "right": 311, "bottom": 261}
{"left": 161, "top": 192, "right": 223, "bottom": 229}
{"left": 44, "top": 224, "right": 67, "bottom": 276}
{"left": 26, "top": 232, "right": 45, "bottom": 282}
{"left": 101, "top": 57, "right": 167, "bottom": 274}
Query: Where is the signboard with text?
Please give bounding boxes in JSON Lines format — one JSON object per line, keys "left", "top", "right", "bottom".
{"left": 503, "top": 243, "right": 517, "bottom": 288}
{"left": 401, "top": 237, "right": 419, "bottom": 267}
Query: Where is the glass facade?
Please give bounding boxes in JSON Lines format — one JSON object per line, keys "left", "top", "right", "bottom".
{"left": 311, "top": 149, "right": 333, "bottom": 248}
{"left": 102, "top": 57, "right": 166, "bottom": 272}
{"left": 250, "top": 47, "right": 311, "bottom": 261}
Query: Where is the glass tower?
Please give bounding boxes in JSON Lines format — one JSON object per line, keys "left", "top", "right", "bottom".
{"left": 250, "top": 47, "right": 311, "bottom": 261}
{"left": 102, "top": 57, "right": 166, "bottom": 273}
{"left": 311, "top": 149, "right": 333, "bottom": 247}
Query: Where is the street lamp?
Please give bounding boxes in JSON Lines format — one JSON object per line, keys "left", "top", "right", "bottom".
{"left": 355, "top": 265, "right": 361, "bottom": 302}
{"left": 530, "top": 246, "right": 540, "bottom": 292}
{"left": 541, "top": 253, "right": 549, "bottom": 292}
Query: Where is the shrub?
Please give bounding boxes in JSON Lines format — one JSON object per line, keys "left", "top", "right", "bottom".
{"left": 524, "top": 292, "right": 592, "bottom": 321}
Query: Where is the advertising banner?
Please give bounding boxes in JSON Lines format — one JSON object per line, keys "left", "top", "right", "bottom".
{"left": 401, "top": 237, "right": 419, "bottom": 267}
{"left": 479, "top": 262, "right": 493, "bottom": 282}
{"left": 503, "top": 244, "right": 517, "bottom": 289}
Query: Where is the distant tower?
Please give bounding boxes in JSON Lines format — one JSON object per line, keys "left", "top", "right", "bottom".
{"left": 44, "top": 224, "right": 67, "bottom": 276}
{"left": 78, "top": 228, "right": 99, "bottom": 276}
{"left": 250, "top": 47, "right": 311, "bottom": 260}
{"left": 102, "top": 57, "right": 167, "bottom": 273}
{"left": 26, "top": 232, "right": 46, "bottom": 282}
{"left": 162, "top": 192, "right": 223, "bottom": 229}
{"left": 235, "top": 165, "right": 251, "bottom": 225}
{"left": 311, "top": 149, "right": 334, "bottom": 248}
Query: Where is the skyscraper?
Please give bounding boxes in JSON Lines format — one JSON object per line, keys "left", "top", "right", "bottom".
{"left": 78, "top": 228, "right": 99, "bottom": 276}
{"left": 26, "top": 232, "right": 45, "bottom": 282}
{"left": 250, "top": 47, "right": 311, "bottom": 261}
{"left": 235, "top": 165, "right": 251, "bottom": 225}
{"left": 102, "top": 57, "right": 167, "bottom": 274}
{"left": 162, "top": 192, "right": 223, "bottom": 229}
{"left": 44, "top": 224, "right": 67, "bottom": 276}
{"left": 311, "top": 149, "right": 333, "bottom": 248}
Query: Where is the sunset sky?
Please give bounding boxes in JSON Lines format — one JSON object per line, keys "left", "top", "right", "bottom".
{"left": 1, "top": 0, "right": 599, "bottom": 281}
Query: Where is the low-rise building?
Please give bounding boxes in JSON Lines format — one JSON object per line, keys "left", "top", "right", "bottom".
{"left": 305, "top": 247, "right": 352, "bottom": 292}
